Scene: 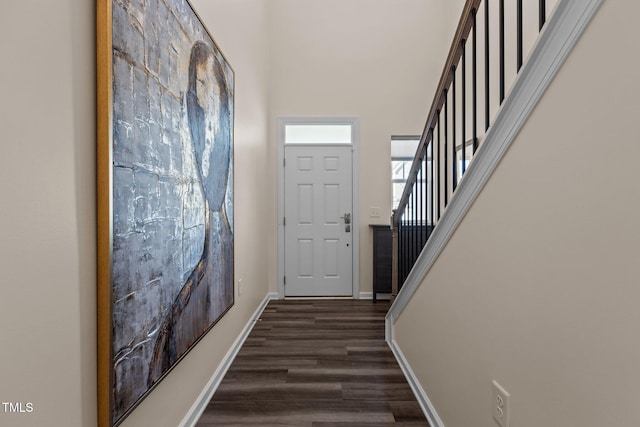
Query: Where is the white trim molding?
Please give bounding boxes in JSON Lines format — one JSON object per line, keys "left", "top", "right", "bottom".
{"left": 179, "top": 292, "right": 278, "bottom": 427}
{"left": 386, "top": 0, "right": 603, "bottom": 421}
{"left": 388, "top": 339, "right": 445, "bottom": 427}
{"left": 359, "top": 291, "right": 391, "bottom": 300}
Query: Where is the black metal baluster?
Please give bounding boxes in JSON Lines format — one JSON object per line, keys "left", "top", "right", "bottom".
{"left": 404, "top": 210, "right": 408, "bottom": 282}
{"left": 408, "top": 200, "right": 411, "bottom": 275}
{"left": 398, "top": 214, "right": 401, "bottom": 284}
{"left": 424, "top": 147, "right": 429, "bottom": 241}
{"left": 416, "top": 176, "right": 419, "bottom": 258}
{"left": 415, "top": 169, "right": 420, "bottom": 260}
{"left": 473, "top": 7, "right": 478, "bottom": 153}
{"left": 416, "top": 186, "right": 419, "bottom": 256}
{"left": 400, "top": 212, "right": 404, "bottom": 283}
{"left": 462, "top": 39, "right": 467, "bottom": 175}
{"left": 436, "top": 113, "right": 441, "bottom": 221}
{"left": 485, "top": 0, "right": 490, "bottom": 131}
{"left": 418, "top": 165, "right": 422, "bottom": 252}
{"left": 401, "top": 216, "right": 405, "bottom": 283}
{"left": 409, "top": 195, "right": 412, "bottom": 274}
{"left": 412, "top": 189, "right": 416, "bottom": 268}
{"left": 403, "top": 210, "right": 408, "bottom": 282}
{"left": 499, "top": 0, "right": 505, "bottom": 103}
{"left": 407, "top": 193, "right": 412, "bottom": 274}
{"left": 420, "top": 156, "right": 425, "bottom": 249}
{"left": 452, "top": 66, "right": 457, "bottom": 191}
{"left": 444, "top": 93, "right": 448, "bottom": 207}
{"left": 411, "top": 180, "right": 422, "bottom": 260}
{"left": 407, "top": 187, "right": 411, "bottom": 272}
{"left": 420, "top": 150, "right": 429, "bottom": 252}
{"left": 517, "top": 0, "right": 523, "bottom": 71}
{"left": 403, "top": 213, "right": 408, "bottom": 283}
{"left": 420, "top": 161, "right": 424, "bottom": 251}
{"left": 400, "top": 211, "right": 409, "bottom": 283}
{"left": 397, "top": 214, "right": 402, "bottom": 283}
{"left": 430, "top": 137, "right": 434, "bottom": 233}
{"left": 539, "top": 0, "right": 546, "bottom": 31}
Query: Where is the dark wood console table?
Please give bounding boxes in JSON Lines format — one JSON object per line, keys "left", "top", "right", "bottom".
{"left": 370, "top": 224, "right": 392, "bottom": 302}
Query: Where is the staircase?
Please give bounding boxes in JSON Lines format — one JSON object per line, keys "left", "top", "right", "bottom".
{"left": 385, "top": 0, "right": 604, "bottom": 425}
{"left": 391, "top": 0, "right": 553, "bottom": 298}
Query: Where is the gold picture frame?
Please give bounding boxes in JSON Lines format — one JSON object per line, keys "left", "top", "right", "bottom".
{"left": 97, "top": 1, "right": 234, "bottom": 425}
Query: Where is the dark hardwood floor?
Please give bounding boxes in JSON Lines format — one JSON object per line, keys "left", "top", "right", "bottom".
{"left": 196, "top": 299, "right": 430, "bottom": 426}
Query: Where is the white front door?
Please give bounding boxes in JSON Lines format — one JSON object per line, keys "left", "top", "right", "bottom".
{"left": 284, "top": 145, "right": 353, "bottom": 296}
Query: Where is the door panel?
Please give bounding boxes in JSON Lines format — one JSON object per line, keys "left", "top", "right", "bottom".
{"left": 284, "top": 145, "right": 353, "bottom": 296}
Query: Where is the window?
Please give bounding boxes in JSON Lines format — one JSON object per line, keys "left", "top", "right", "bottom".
{"left": 285, "top": 124, "right": 352, "bottom": 145}
{"left": 455, "top": 139, "right": 474, "bottom": 183}
{"left": 391, "top": 136, "right": 434, "bottom": 224}
{"left": 390, "top": 136, "right": 420, "bottom": 210}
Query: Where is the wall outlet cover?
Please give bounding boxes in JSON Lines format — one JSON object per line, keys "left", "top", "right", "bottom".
{"left": 492, "top": 380, "right": 510, "bottom": 427}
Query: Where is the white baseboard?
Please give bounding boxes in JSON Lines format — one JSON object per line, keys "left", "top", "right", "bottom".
{"left": 359, "top": 292, "right": 391, "bottom": 300}
{"left": 388, "top": 338, "right": 445, "bottom": 427}
{"left": 179, "top": 292, "right": 278, "bottom": 427}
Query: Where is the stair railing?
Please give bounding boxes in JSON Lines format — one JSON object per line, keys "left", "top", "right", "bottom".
{"left": 391, "top": 0, "right": 549, "bottom": 299}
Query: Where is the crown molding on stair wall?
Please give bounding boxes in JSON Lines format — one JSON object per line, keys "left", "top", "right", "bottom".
{"left": 386, "top": 0, "right": 603, "bottom": 422}
{"left": 180, "top": 292, "right": 278, "bottom": 427}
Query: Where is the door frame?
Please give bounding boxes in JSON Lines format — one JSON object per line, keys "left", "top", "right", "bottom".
{"left": 277, "top": 117, "right": 360, "bottom": 299}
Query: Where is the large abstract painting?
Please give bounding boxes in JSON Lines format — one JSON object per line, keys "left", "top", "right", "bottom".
{"left": 97, "top": 1, "right": 234, "bottom": 425}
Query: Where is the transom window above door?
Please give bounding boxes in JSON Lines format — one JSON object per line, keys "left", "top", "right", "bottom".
{"left": 285, "top": 124, "right": 352, "bottom": 145}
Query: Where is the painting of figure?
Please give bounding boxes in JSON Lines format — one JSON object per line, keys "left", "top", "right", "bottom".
{"left": 101, "top": 0, "right": 234, "bottom": 425}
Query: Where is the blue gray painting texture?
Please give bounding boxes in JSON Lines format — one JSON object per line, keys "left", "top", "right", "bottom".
{"left": 111, "top": 0, "right": 234, "bottom": 423}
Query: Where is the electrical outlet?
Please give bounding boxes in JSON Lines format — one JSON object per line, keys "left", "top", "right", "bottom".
{"left": 237, "top": 278, "right": 243, "bottom": 296}
{"left": 492, "top": 380, "right": 510, "bottom": 427}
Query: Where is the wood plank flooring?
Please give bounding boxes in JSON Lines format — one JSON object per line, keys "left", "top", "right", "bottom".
{"left": 196, "top": 299, "right": 430, "bottom": 427}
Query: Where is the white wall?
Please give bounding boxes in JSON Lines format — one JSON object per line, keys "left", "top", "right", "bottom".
{"left": 0, "top": 1, "right": 272, "bottom": 426}
{"left": 269, "top": 0, "right": 449, "bottom": 294}
{"left": 0, "top": 2, "right": 96, "bottom": 426}
{"left": 393, "top": 1, "right": 640, "bottom": 426}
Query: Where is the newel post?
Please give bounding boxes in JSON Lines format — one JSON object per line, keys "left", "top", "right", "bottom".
{"left": 390, "top": 210, "right": 399, "bottom": 304}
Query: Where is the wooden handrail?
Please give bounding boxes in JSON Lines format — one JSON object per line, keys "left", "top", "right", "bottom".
{"left": 392, "top": 0, "right": 548, "bottom": 292}
{"left": 393, "top": 0, "right": 482, "bottom": 226}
